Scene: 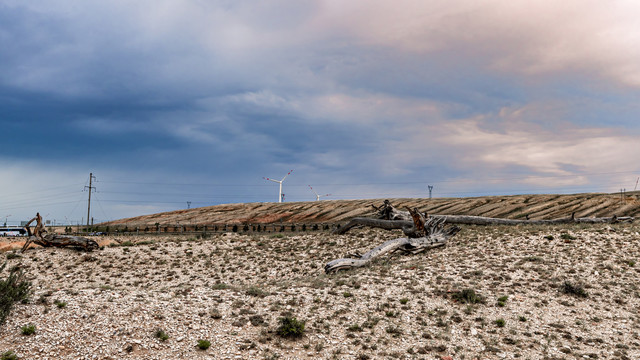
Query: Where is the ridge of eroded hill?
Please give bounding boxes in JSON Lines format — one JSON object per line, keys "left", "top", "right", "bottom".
{"left": 103, "top": 192, "right": 640, "bottom": 227}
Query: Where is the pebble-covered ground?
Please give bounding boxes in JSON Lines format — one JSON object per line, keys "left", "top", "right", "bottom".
{"left": 1, "top": 223, "right": 639, "bottom": 359}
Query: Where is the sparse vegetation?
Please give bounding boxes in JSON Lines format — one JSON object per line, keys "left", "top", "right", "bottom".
{"left": 212, "top": 283, "right": 231, "bottom": 290}
{"left": 0, "top": 262, "right": 31, "bottom": 328}
{"left": 246, "top": 286, "right": 268, "bottom": 297}
{"left": 451, "top": 289, "right": 484, "bottom": 304}
{"left": 1, "top": 351, "right": 18, "bottom": 360}
{"left": 561, "top": 281, "right": 588, "bottom": 298}
{"left": 1, "top": 211, "right": 639, "bottom": 359}
{"left": 5, "top": 252, "right": 20, "bottom": 260}
{"left": 197, "top": 339, "right": 211, "bottom": 350}
{"left": 276, "top": 316, "right": 305, "bottom": 338}
{"left": 20, "top": 324, "right": 35, "bottom": 335}
{"left": 155, "top": 329, "right": 169, "bottom": 341}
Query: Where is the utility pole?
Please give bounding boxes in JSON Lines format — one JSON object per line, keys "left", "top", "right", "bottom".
{"left": 85, "top": 173, "right": 96, "bottom": 229}
{"left": 428, "top": 185, "right": 433, "bottom": 199}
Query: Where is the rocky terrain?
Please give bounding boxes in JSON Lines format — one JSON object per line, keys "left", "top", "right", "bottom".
{"left": 1, "top": 221, "right": 639, "bottom": 359}
{"left": 101, "top": 192, "right": 640, "bottom": 228}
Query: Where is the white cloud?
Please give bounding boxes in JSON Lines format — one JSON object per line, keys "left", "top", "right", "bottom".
{"left": 437, "top": 115, "right": 640, "bottom": 186}
{"left": 313, "top": 0, "right": 640, "bottom": 87}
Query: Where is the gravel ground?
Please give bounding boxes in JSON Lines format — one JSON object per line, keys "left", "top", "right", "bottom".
{"left": 1, "top": 223, "right": 639, "bottom": 359}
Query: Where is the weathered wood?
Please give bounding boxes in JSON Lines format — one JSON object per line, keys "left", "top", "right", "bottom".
{"left": 336, "top": 201, "right": 634, "bottom": 235}
{"left": 334, "top": 218, "right": 415, "bottom": 236}
{"left": 425, "top": 214, "right": 632, "bottom": 225}
{"left": 325, "top": 213, "right": 460, "bottom": 273}
{"left": 25, "top": 234, "right": 99, "bottom": 251}
{"left": 21, "top": 213, "right": 98, "bottom": 252}
{"left": 372, "top": 199, "right": 412, "bottom": 221}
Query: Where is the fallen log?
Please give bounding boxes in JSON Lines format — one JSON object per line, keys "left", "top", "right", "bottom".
{"left": 325, "top": 208, "right": 460, "bottom": 273}
{"left": 335, "top": 201, "right": 634, "bottom": 235}
{"left": 21, "top": 213, "right": 98, "bottom": 252}
{"left": 22, "top": 234, "right": 99, "bottom": 252}
{"left": 335, "top": 218, "right": 415, "bottom": 236}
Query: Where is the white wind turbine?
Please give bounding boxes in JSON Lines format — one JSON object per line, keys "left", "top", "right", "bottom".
{"left": 263, "top": 170, "right": 293, "bottom": 203}
{"left": 308, "top": 185, "right": 331, "bottom": 201}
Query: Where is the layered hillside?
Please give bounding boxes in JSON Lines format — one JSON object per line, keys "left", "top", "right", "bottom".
{"left": 103, "top": 192, "right": 640, "bottom": 227}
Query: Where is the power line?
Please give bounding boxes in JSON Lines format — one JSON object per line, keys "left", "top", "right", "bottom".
{"left": 0, "top": 183, "right": 84, "bottom": 200}
{"left": 84, "top": 173, "right": 96, "bottom": 228}
{"left": 91, "top": 192, "right": 111, "bottom": 223}
{"left": 98, "top": 169, "right": 640, "bottom": 187}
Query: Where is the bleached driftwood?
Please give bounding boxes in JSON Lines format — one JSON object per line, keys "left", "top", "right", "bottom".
{"left": 335, "top": 200, "right": 633, "bottom": 236}
{"left": 325, "top": 208, "right": 460, "bottom": 273}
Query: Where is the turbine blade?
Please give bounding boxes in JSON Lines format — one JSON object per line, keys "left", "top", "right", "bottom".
{"left": 281, "top": 169, "right": 293, "bottom": 182}
{"left": 263, "top": 177, "right": 280, "bottom": 184}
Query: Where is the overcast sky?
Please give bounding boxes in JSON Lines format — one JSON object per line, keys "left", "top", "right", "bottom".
{"left": 2, "top": 0, "right": 640, "bottom": 225}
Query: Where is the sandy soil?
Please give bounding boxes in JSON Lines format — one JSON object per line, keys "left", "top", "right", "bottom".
{"left": 1, "top": 223, "right": 639, "bottom": 359}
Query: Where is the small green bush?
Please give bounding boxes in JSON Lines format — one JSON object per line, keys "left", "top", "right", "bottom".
{"left": 197, "top": 339, "right": 211, "bottom": 350}
{"left": 0, "top": 262, "right": 31, "bottom": 328}
{"left": 560, "top": 233, "right": 576, "bottom": 241}
{"left": 561, "top": 281, "right": 588, "bottom": 298}
{"left": 5, "top": 253, "right": 20, "bottom": 260}
{"left": 246, "top": 286, "right": 267, "bottom": 298}
{"left": 155, "top": 329, "right": 169, "bottom": 341}
{"left": 276, "top": 316, "right": 305, "bottom": 338}
{"left": 20, "top": 324, "right": 35, "bottom": 335}
{"left": 211, "top": 283, "right": 230, "bottom": 290}
{"left": 1, "top": 350, "right": 18, "bottom": 360}
{"left": 385, "top": 325, "right": 403, "bottom": 336}
{"left": 451, "top": 289, "right": 484, "bottom": 304}
{"left": 54, "top": 300, "right": 67, "bottom": 308}
{"left": 495, "top": 318, "right": 506, "bottom": 327}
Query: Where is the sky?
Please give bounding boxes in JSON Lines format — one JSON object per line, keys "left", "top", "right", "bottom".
{"left": 1, "top": 0, "right": 640, "bottom": 225}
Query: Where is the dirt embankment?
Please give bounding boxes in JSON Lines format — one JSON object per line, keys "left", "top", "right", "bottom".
{"left": 103, "top": 192, "right": 640, "bottom": 227}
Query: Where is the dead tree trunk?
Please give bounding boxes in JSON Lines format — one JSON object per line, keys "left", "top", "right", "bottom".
{"left": 21, "top": 213, "right": 98, "bottom": 252}
{"left": 22, "top": 234, "right": 99, "bottom": 252}
{"left": 335, "top": 201, "right": 633, "bottom": 235}
{"left": 325, "top": 208, "right": 460, "bottom": 273}
{"left": 335, "top": 218, "right": 415, "bottom": 236}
